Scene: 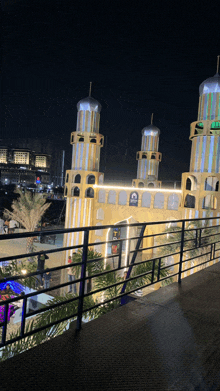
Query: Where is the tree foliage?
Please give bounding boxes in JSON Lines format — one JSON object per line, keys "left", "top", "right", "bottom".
{"left": 158, "top": 214, "right": 220, "bottom": 274}
{"left": 4, "top": 189, "right": 51, "bottom": 253}
{"left": 0, "top": 247, "right": 171, "bottom": 361}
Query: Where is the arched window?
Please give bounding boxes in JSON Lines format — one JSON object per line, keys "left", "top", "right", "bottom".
{"left": 64, "top": 187, "right": 68, "bottom": 196}
{"left": 94, "top": 239, "right": 102, "bottom": 254}
{"left": 142, "top": 192, "right": 151, "bottom": 208}
{"left": 74, "top": 174, "right": 81, "bottom": 184}
{"left": 85, "top": 187, "right": 94, "bottom": 198}
{"left": 138, "top": 182, "right": 144, "bottom": 188}
{"left": 154, "top": 193, "right": 164, "bottom": 209}
{"left": 194, "top": 122, "right": 204, "bottom": 135}
{"left": 118, "top": 191, "right": 127, "bottom": 205}
{"left": 204, "top": 176, "right": 218, "bottom": 191}
{"left": 216, "top": 181, "right": 219, "bottom": 191}
{"left": 186, "top": 176, "right": 197, "bottom": 191}
{"left": 72, "top": 187, "right": 80, "bottom": 197}
{"left": 142, "top": 154, "right": 147, "bottom": 159}
{"left": 148, "top": 183, "right": 154, "bottom": 188}
{"left": 87, "top": 174, "right": 95, "bottom": 184}
{"left": 90, "top": 138, "right": 96, "bottom": 143}
{"left": 108, "top": 190, "right": 116, "bottom": 204}
{"left": 202, "top": 195, "right": 217, "bottom": 210}
{"left": 95, "top": 223, "right": 103, "bottom": 236}
{"left": 100, "top": 138, "right": 103, "bottom": 146}
{"left": 98, "top": 189, "right": 105, "bottom": 203}
{"left": 210, "top": 122, "right": 220, "bottom": 135}
{"left": 186, "top": 178, "right": 191, "bottom": 190}
{"left": 184, "top": 194, "right": 195, "bottom": 208}
{"left": 167, "top": 194, "right": 179, "bottom": 210}
{"left": 78, "top": 137, "right": 84, "bottom": 142}
{"left": 99, "top": 174, "right": 104, "bottom": 184}
{"left": 96, "top": 208, "right": 104, "bottom": 220}
{"left": 151, "top": 154, "right": 156, "bottom": 159}
{"left": 137, "top": 153, "right": 140, "bottom": 159}
{"left": 66, "top": 173, "right": 69, "bottom": 183}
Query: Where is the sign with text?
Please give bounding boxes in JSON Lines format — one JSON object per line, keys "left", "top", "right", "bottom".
{"left": 129, "top": 191, "right": 139, "bottom": 207}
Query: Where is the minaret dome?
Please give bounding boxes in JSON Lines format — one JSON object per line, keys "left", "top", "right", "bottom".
{"left": 141, "top": 124, "right": 160, "bottom": 137}
{"left": 77, "top": 96, "right": 102, "bottom": 113}
{"left": 199, "top": 73, "right": 220, "bottom": 96}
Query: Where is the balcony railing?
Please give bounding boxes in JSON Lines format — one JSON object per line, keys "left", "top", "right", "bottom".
{"left": 0, "top": 216, "right": 220, "bottom": 356}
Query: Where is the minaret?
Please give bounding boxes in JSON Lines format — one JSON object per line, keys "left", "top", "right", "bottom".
{"left": 132, "top": 114, "right": 162, "bottom": 188}
{"left": 63, "top": 83, "right": 104, "bottom": 255}
{"left": 182, "top": 57, "right": 220, "bottom": 218}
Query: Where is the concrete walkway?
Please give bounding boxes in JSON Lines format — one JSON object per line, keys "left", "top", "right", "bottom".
{"left": 1, "top": 262, "right": 220, "bottom": 390}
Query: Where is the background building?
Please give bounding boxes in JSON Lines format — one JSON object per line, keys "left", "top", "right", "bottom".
{"left": 0, "top": 145, "right": 51, "bottom": 187}
{"left": 0, "top": 138, "right": 69, "bottom": 188}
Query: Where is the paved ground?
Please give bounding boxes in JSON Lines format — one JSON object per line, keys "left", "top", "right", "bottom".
{"left": 1, "top": 262, "right": 220, "bottom": 390}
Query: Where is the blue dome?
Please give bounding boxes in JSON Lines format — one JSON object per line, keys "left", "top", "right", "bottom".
{"left": 199, "top": 73, "right": 220, "bottom": 95}
{"left": 77, "top": 96, "right": 102, "bottom": 113}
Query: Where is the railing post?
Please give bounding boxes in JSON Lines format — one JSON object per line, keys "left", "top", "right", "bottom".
{"left": 198, "top": 228, "right": 202, "bottom": 248}
{"left": 126, "top": 239, "right": 131, "bottom": 267}
{"left": 20, "top": 296, "right": 27, "bottom": 337}
{"left": 118, "top": 241, "right": 122, "bottom": 269}
{"left": 178, "top": 220, "right": 185, "bottom": 284}
{"left": 195, "top": 228, "right": 198, "bottom": 248}
{"left": 1, "top": 302, "right": 9, "bottom": 345}
{"left": 76, "top": 229, "right": 89, "bottom": 331}
{"left": 120, "top": 223, "right": 147, "bottom": 299}
{"left": 213, "top": 242, "right": 216, "bottom": 261}
{"left": 157, "top": 258, "right": 161, "bottom": 281}
{"left": 151, "top": 259, "right": 156, "bottom": 284}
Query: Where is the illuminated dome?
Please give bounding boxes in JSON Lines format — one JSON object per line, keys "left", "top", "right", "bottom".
{"left": 77, "top": 96, "right": 102, "bottom": 113}
{"left": 199, "top": 73, "right": 220, "bottom": 95}
{"left": 141, "top": 124, "right": 160, "bottom": 136}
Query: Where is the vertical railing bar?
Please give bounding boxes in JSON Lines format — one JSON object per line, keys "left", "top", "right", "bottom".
{"left": 76, "top": 229, "right": 89, "bottom": 331}
{"left": 151, "top": 259, "right": 156, "bottom": 284}
{"left": 157, "top": 258, "right": 161, "bottom": 282}
{"left": 1, "top": 302, "right": 9, "bottom": 345}
{"left": 20, "top": 297, "right": 27, "bottom": 337}
{"left": 195, "top": 228, "right": 198, "bottom": 248}
{"left": 198, "top": 228, "right": 202, "bottom": 248}
{"left": 178, "top": 220, "right": 185, "bottom": 284}
{"left": 120, "top": 223, "right": 147, "bottom": 298}
{"left": 118, "top": 241, "right": 122, "bottom": 269}
{"left": 126, "top": 239, "right": 131, "bottom": 267}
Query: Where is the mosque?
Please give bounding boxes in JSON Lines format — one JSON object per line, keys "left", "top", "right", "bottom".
{"left": 63, "top": 59, "right": 220, "bottom": 282}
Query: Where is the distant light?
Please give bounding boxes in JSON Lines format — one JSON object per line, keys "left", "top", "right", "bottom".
{"left": 21, "top": 269, "right": 27, "bottom": 275}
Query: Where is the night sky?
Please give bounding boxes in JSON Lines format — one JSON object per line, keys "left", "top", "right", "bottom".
{"left": 2, "top": 0, "right": 220, "bottom": 185}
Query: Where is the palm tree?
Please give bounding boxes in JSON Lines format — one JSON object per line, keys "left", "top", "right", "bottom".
{"left": 158, "top": 213, "right": 220, "bottom": 278}
{"left": 4, "top": 189, "right": 51, "bottom": 255}
{"left": 0, "top": 292, "right": 96, "bottom": 361}
{"left": 0, "top": 248, "right": 170, "bottom": 361}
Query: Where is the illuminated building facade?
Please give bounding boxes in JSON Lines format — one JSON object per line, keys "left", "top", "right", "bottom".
{"left": 63, "top": 61, "right": 220, "bottom": 284}
{"left": 0, "top": 147, "right": 51, "bottom": 187}
{"left": 182, "top": 61, "right": 220, "bottom": 219}
{"left": 132, "top": 114, "right": 162, "bottom": 189}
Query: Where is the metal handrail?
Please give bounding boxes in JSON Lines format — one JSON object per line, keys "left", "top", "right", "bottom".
{"left": 0, "top": 216, "right": 220, "bottom": 350}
